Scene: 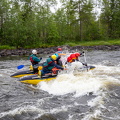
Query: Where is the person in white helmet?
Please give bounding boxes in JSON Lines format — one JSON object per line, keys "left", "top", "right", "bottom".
{"left": 28, "top": 49, "right": 42, "bottom": 73}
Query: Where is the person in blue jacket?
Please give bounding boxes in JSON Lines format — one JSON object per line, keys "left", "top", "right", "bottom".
{"left": 41, "top": 55, "right": 64, "bottom": 77}
{"left": 29, "top": 49, "right": 42, "bottom": 73}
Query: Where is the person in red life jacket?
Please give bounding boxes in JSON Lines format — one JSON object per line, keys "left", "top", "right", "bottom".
{"left": 28, "top": 49, "right": 42, "bottom": 73}
{"left": 41, "top": 55, "right": 65, "bottom": 77}
{"left": 67, "top": 52, "right": 84, "bottom": 63}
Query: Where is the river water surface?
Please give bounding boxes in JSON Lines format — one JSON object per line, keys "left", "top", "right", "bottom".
{"left": 0, "top": 50, "right": 120, "bottom": 120}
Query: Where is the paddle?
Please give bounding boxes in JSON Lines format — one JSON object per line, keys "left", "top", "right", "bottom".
{"left": 84, "top": 52, "right": 87, "bottom": 64}
{"left": 17, "top": 57, "right": 43, "bottom": 70}
{"left": 83, "top": 52, "right": 89, "bottom": 71}
{"left": 17, "top": 65, "right": 25, "bottom": 69}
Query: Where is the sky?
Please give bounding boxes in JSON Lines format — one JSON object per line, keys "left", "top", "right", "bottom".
{"left": 50, "top": 0, "right": 101, "bottom": 18}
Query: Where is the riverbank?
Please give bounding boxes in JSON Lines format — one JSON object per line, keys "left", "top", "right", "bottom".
{"left": 0, "top": 45, "right": 120, "bottom": 57}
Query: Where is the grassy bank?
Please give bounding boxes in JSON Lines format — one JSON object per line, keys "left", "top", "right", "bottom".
{"left": 0, "top": 45, "right": 16, "bottom": 50}
{"left": 0, "top": 39, "right": 120, "bottom": 49}
{"left": 65, "top": 39, "right": 120, "bottom": 46}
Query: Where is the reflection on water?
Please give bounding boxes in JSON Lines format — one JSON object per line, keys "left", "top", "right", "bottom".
{"left": 0, "top": 50, "right": 120, "bottom": 120}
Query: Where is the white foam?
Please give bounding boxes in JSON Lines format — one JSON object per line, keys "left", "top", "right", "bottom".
{"left": 37, "top": 72, "right": 103, "bottom": 97}
{"left": 0, "top": 105, "right": 43, "bottom": 118}
{"left": 0, "top": 74, "right": 3, "bottom": 77}
{"left": 37, "top": 64, "right": 120, "bottom": 97}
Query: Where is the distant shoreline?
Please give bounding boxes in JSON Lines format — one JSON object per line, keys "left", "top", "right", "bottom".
{"left": 0, "top": 45, "right": 120, "bottom": 57}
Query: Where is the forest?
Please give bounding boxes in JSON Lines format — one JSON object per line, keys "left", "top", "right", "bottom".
{"left": 0, "top": 0, "right": 120, "bottom": 49}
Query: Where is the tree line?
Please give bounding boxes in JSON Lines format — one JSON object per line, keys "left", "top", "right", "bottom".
{"left": 0, "top": 0, "right": 120, "bottom": 48}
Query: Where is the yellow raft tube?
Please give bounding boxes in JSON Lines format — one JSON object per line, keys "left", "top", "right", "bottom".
{"left": 18, "top": 74, "right": 57, "bottom": 85}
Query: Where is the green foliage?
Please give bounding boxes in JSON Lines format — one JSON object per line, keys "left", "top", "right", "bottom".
{"left": 0, "top": 0, "right": 120, "bottom": 49}
{"left": 100, "top": 0, "right": 120, "bottom": 39}
{"left": 24, "top": 43, "right": 55, "bottom": 49}
{"left": 0, "top": 45, "right": 15, "bottom": 49}
{"left": 64, "top": 42, "right": 78, "bottom": 46}
{"left": 64, "top": 39, "right": 120, "bottom": 46}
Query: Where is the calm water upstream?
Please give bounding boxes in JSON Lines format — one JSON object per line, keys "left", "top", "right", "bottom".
{"left": 0, "top": 50, "right": 120, "bottom": 120}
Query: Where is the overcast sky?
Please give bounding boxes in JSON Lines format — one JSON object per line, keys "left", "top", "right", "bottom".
{"left": 50, "top": 0, "right": 101, "bottom": 17}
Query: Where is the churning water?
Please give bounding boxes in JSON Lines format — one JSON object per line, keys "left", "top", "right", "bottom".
{"left": 0, "top": 50, "right": 120, "bottom": 120}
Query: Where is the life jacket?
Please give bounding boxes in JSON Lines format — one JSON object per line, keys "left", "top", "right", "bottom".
{"left": 43, "top": 58, "right": 54, "bottom": 70}
{"left": 70, "top": 54, "right": 76, "bottom": 60}
{"left": 57, "top": 51, "right": 62, "bottom": 56}
{"left": 30, "top": 57, "right": 39, "bottom": 65}
{"left": 67, "top": 54, "right": 77, "bottom": 63}
{"left": 67, "top": 56, "right": 72, "bottom": 63}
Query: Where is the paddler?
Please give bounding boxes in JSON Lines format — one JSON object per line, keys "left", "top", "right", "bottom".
{"left": 66, "top": 52, "right": 84, "bottom": 63}
{"left": 41, "top": 55, "right": 65, "bottom": 77}
{"left": 54, "top": 48, "right": 63, "bottom": 67}
{"left": 28, "top": 49, "right": 42, "bottom": 73}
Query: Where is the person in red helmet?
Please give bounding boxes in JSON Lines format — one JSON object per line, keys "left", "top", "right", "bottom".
{"left": 57, "top": 48, "right": 62, "bottom": 51}
{"left": 54, "top": 47, "right": 65, "bottom": 67}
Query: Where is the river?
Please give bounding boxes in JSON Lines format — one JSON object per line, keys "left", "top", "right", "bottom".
{"left": 0, "top": 50, "right": 120, "bottom": 120}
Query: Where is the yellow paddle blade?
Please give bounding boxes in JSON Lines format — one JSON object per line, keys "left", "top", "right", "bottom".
{"left": 29, "top": 65, "right": 33, "bottom": 71}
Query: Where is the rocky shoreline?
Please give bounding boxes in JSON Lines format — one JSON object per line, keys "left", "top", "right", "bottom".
{"left": 0, "top": 45, "right": 120, "bottom": 57}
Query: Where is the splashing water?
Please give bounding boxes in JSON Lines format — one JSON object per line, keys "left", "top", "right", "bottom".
{"left": 37, "top": 62, "right": 120, "bottom": 97}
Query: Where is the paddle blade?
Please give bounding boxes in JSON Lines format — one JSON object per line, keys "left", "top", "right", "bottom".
{"left": 17, "top": 65, "right": 24, "bottom": 69}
